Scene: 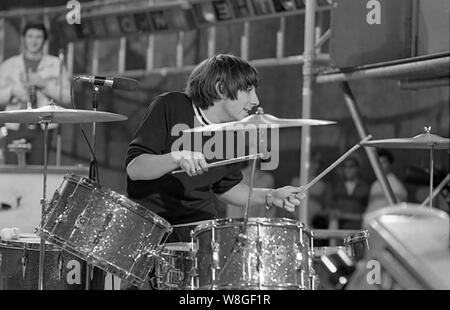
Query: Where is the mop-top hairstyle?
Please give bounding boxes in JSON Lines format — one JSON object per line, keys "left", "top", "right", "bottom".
{"left": 22, "top": 22, "right": 48, "bottom": 41}
{"left": 185, "top": 54, "right": 259, "bottom": 109}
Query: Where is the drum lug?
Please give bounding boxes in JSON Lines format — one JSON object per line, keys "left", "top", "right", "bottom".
{"left": 58, "top": 251, "right": 64, "bottom": 281}
{"left": 211, "top": 242, "right": 220, "bottom": 270}
{"left": 255, "top": 237, "right": 262, "bottom": 272}
{"left": 56, "top": 214, "right": 69, "bottom": 224}
{"left": 21, "top": 252, "right": 28, "bottom": 279}
{"left": 294, "top": 243, "right": 303, "bottom": 271}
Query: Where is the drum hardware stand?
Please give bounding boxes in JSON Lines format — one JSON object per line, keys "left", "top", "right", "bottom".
{"left": 37, "top": 111, "right": 53, "bottom": 290}
{"left": 208, "top": 129, "right": 261, "bottom": 290}
{"left": 84, "top": 85, "right": 101, "bottom": 291}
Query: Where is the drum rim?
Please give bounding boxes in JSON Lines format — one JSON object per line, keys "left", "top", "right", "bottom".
{"left": 64, "top": 174, "right": 172, "bottom": 230}
{"left": 191, "top": 217, "right": 306, "bottom": 236}
{"left": 162, "top": 242, "right": 193, "bottom": 252}
{"left": 344, "top": 230, "right": 369, "bottom": 244}
{"left": 0, "top": 238, "right": 59, "bottom": 250}
{"left": 313, "top": 246, "right": 346, "bottom": 256}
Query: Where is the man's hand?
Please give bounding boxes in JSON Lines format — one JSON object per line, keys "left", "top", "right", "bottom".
{"left": 27, "top": 72, "right": 47, "bottom": 89}
{"left": 10, "top": 84, "right": 29, "bottom": 104}
{"left": 270, "top": 186, "right": 306, "bottom": 212}
{"left": 172, "top": 150, "right": 208, "bottom": 177}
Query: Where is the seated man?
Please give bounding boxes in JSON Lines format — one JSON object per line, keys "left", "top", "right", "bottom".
{"left": 0, "top": 21, "right": 70, "bottom": 165}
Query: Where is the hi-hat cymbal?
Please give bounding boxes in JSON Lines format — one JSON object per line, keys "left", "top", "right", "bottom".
{"left": 184, "top": 108, "right": 336, "bottom": 133}
{"left": 0, "top": 103, "right": 127, "bottom": 124}
{"left": 361, "top": 131, "right": 450, "bottom": 150}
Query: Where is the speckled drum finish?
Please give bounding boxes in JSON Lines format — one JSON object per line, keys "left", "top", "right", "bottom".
{"left": 36, "top": 174, "right": 172, "bottom": 288}
{"left": 191, "top": 218, "right": 313, "bottom": 290}
{"left": 0, "top": 236, "right": 87, "bottom": 290}
{"left": 156, "top": 242, "right": 196, "bottom": 290}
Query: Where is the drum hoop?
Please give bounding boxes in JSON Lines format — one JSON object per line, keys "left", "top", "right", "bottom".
{"left": 162, "top": 243, "right": 193, "bottom": 253}
{"left": 344, "top": 230, "right": 369, "bottom": 244}
{"left": 191, "top": 217, "right": 305, "bottom": 237}
{"left": 0, "top": 239, "right": 59, "bottom": 251}
{"left": 65, "top": 174, "right": 172, "bottom": 231}
{"left": 313, "top": 246, "right": 346, "bottom": 256}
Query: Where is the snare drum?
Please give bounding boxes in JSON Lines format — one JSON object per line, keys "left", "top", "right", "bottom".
{"left": 0, "top": 235, "right": 86, "bottom": 290}
{"left": 156, "top": 242, "right": 195, "bottom": 290}
{"left": 344, "top": 230, "right": 369, "bottom": 261}
{"left": 36, "top": 174, "right": 172, "bottom": 288}
{"left": 191, "top": 217, "right": 312, "bottom": 290}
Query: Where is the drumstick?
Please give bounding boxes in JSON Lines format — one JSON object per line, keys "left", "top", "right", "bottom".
{"left": 420, "top": 173, "right": 450, "bottom": 207}
{"left": 297, "top": 135, "right": 372, "bottom": 192}
{"left": 171, "top": 153, "right": 264, "bottom": 174}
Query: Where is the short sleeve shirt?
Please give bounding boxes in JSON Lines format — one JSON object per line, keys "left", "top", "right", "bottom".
{"left": 126, "top": 92, "right": 243, "bottom": 225}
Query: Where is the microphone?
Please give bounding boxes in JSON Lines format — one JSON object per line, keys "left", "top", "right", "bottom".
{"left": 77, "top": 75, "right": 139, "bottom": 92}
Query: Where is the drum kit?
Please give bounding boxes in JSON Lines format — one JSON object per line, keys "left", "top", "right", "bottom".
{"left": 0, "top": 99, "right": 448, "bottom": 290}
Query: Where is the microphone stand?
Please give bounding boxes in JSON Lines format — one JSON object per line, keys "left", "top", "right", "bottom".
{"left": 56, "top": 49, "right": 64, "bottom": 166}
{"left": 84, "top": 85, "right": 100, "bottom": 290}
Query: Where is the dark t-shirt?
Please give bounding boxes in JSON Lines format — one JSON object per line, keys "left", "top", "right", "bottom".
{"left": 126, "top": 92, "right": 243, "bottom": 225}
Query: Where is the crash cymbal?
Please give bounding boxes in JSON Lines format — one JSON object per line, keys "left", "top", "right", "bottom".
{"left": 184, "top": 108, "right": 336, "bottom": 133}
{"left": 0, "top": 103, "right": 127, "bottom": 124}
{"left": 361, "top": 130, "right": 449, "bottom": 150}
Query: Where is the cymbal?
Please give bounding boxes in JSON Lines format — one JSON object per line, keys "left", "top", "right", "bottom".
{"left": 361, "top": 131, "right": 450, "bottom": 150}
{"left": 0, "top": 103, "right": 127, "bottom": 124}
{"left": 184, "top": 108, "right": 336, "bottom": 133}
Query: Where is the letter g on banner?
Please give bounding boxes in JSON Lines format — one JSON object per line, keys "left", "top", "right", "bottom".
{"left": 66, "top": 0, "right": 81, "bottom": 25}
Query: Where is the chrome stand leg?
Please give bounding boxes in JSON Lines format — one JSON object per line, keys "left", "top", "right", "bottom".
{"left": 38, "top": 122, "right": 49, "bottom": 290}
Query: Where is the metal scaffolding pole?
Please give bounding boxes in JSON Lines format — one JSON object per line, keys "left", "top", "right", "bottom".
{"left": 316, "top": 56, "right": 450, "bottom": 83}
{"left": 340, "top": 82, "right": 397, "bottom": 206}
{"left": 299, "top": 0, "right": 317, "bottom": 225}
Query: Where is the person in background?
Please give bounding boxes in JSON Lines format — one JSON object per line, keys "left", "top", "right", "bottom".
{"left": 0, "top": 21, "right": 71, "bottom": 165}
{"left": 330, "top": 156, "right": 370, "bottom": 229}
{"left": 366, "top": 149, "right": 407, "bottom": 215}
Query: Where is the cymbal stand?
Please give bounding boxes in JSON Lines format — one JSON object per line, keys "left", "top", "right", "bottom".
{"left": 37, "top": 115, "right": 52, "bottom": 290}
{"left": 208, "top": 128, "right": 260, "bottom": 289}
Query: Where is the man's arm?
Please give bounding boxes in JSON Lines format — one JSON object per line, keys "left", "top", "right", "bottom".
{"left": 127, "top": 150, "right": 209, "bottom": 180}
{"left": 0, "top": 61, "right": 13, "bottom": 107}
{"left": 38, "top": 66, "right": 71, "bottom": 106}
{"left": 218, "top": 182, "right": 304, "bottom": 213}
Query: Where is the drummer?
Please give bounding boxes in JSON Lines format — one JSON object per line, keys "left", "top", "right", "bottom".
{"left": 126, "top": 54, "right": 304, "bottom": 242}
{"left": 0, "top": 21, "right": 71, "bottom": 165}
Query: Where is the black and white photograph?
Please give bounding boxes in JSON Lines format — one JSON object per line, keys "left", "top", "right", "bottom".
{"left": 0, "top": 0, "right": 448, "bottom": 299}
